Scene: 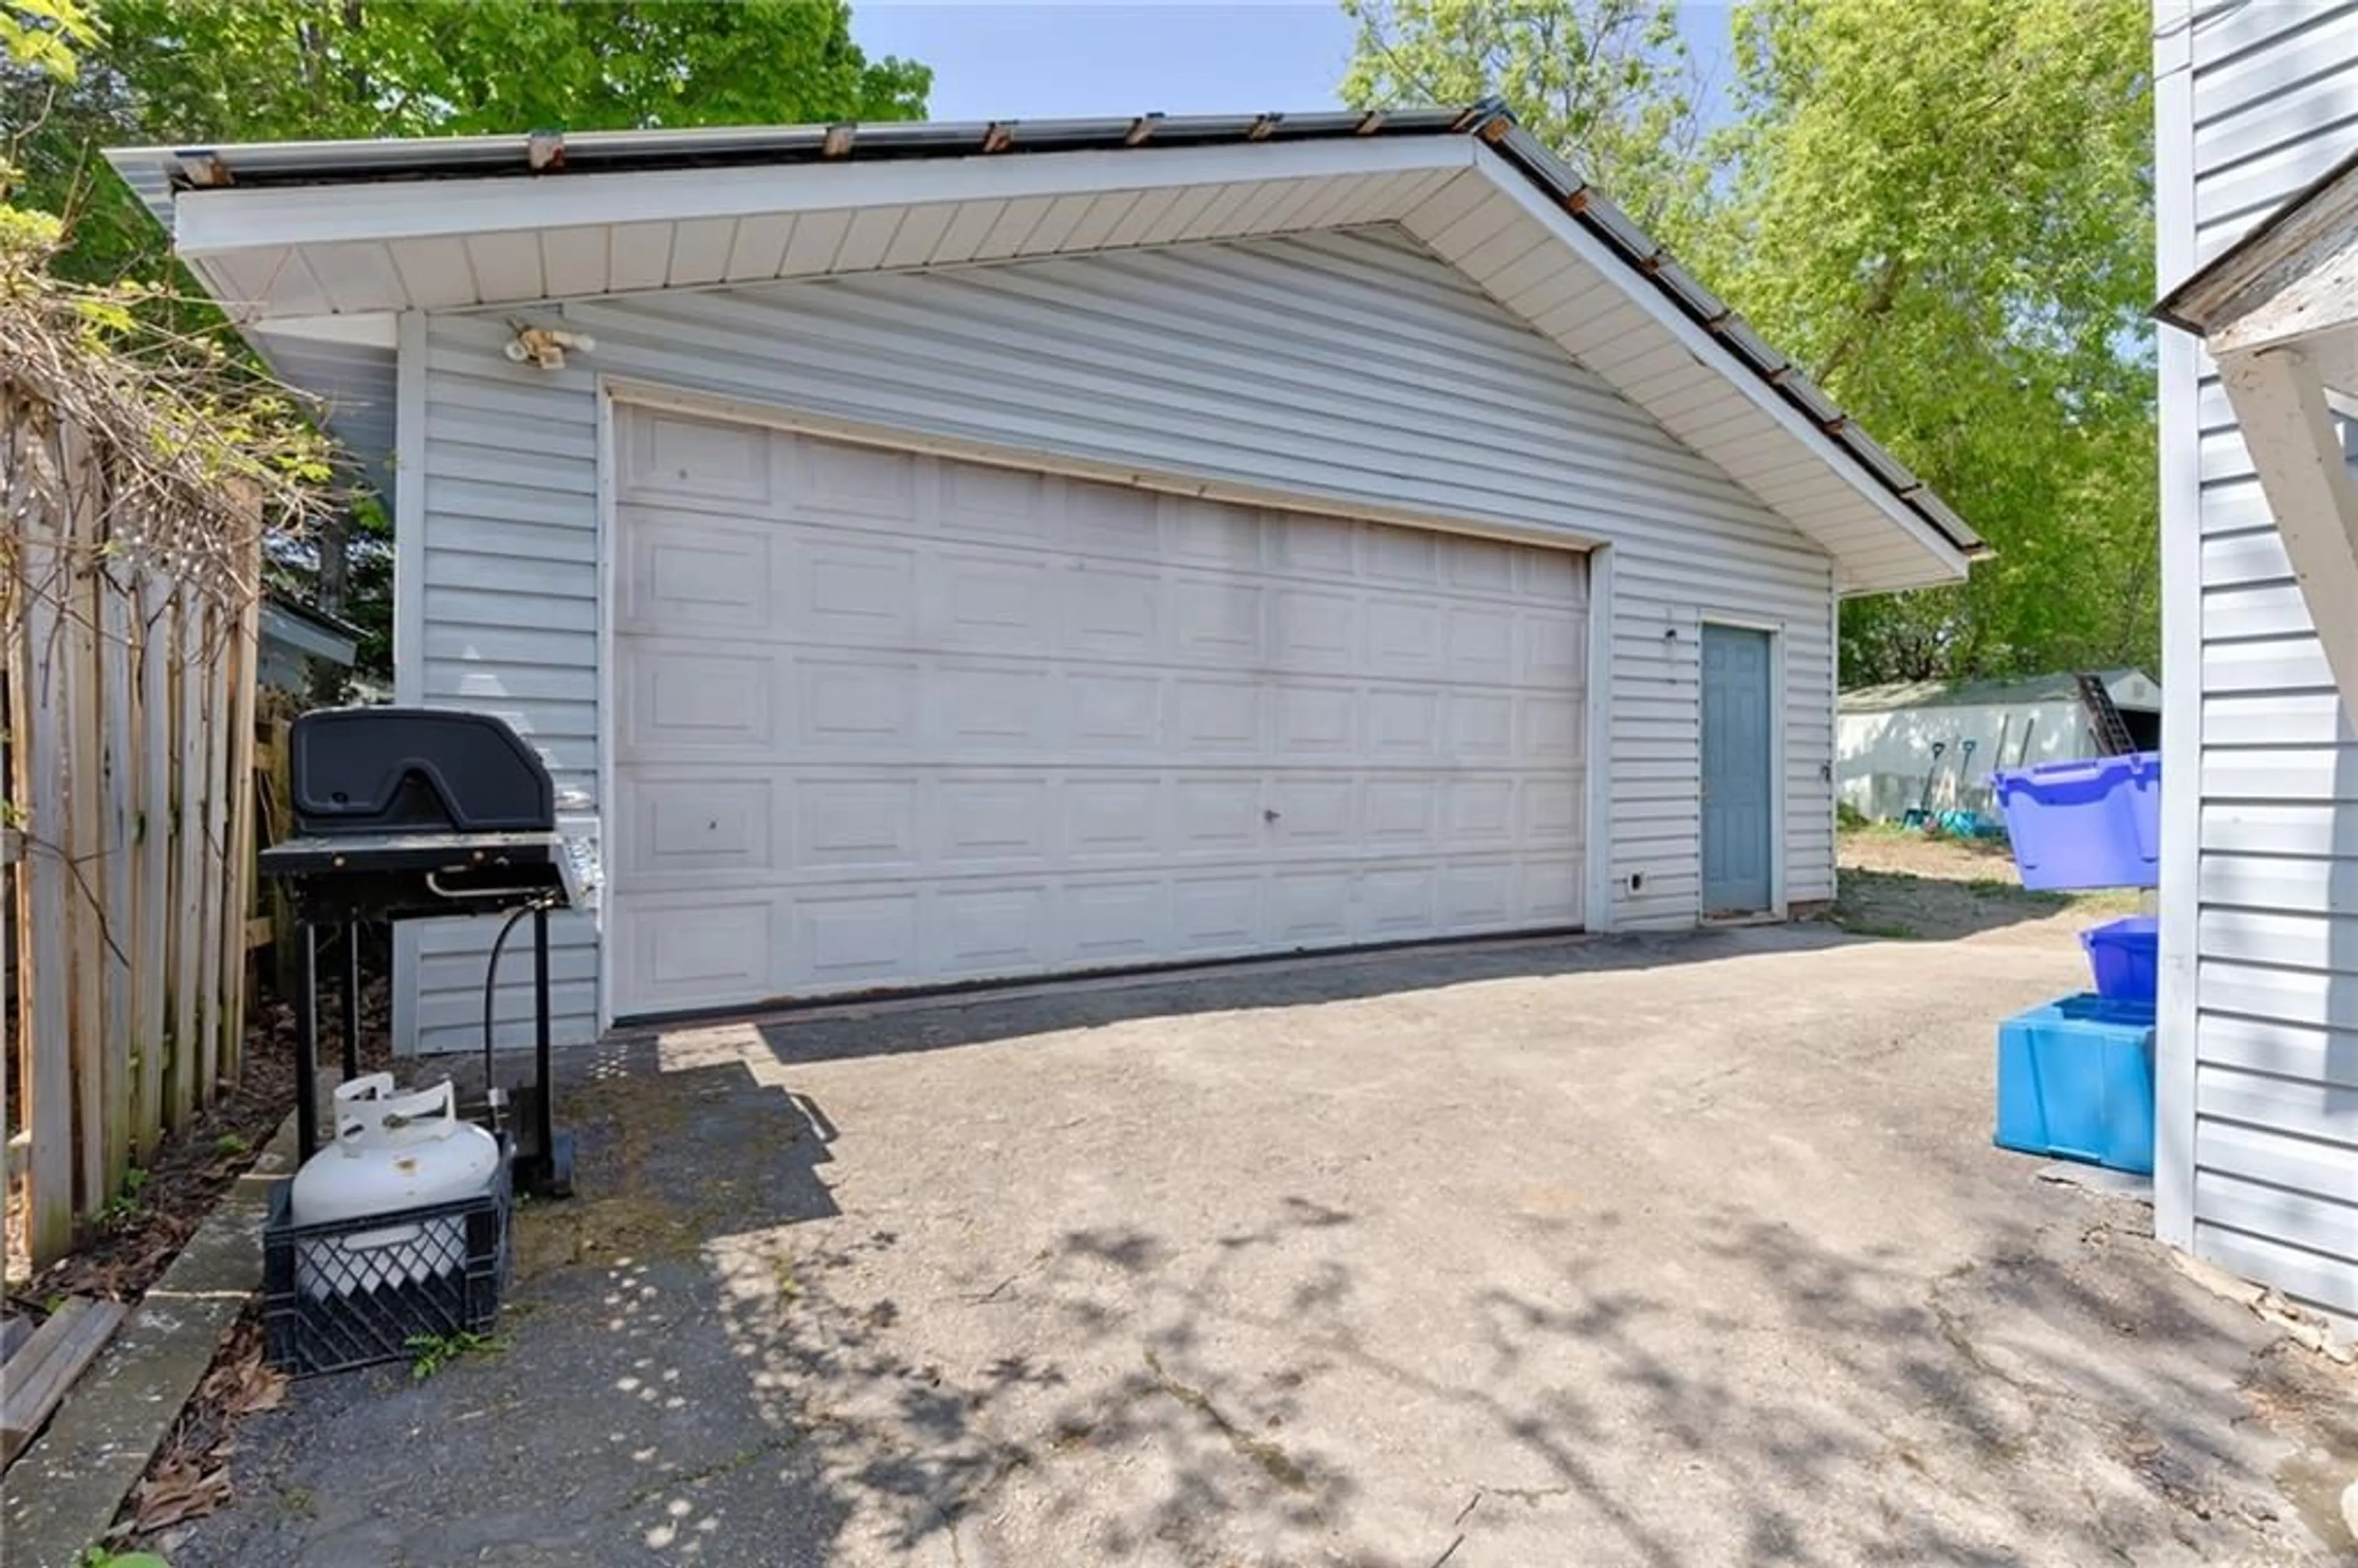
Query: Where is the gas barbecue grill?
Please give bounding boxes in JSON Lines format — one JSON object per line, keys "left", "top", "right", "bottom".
{"left": 258, "top": 707, "right": 583, "bottom": 1196}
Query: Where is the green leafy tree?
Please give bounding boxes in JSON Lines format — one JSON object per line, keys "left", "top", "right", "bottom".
{"left": 17, "top": 0, "right": 928, "bottom": 308}
{"left": 97, "top": 0, "right": 928, "bottom": 146}
{"left": 0, "top": 0, "right": 95, "bottom": 82}
{"left": 1, "top": 0, "right": 101, "bottom": 255}
{"left": 1711, "top": 0, "right": 2156, "bottom": 683}
{"left": 1340, "top": 0, "right": 2158, "bottom": 686}
{"left": 9, "top": 1, "right": 930, "bottom": 677}
{"left": 1341, "top": 0, "right": 1711, "bottom": 236}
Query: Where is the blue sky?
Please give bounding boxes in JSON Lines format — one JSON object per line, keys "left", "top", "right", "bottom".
{"left": 853, "top": 2, "right": 1738, "bottom": 123}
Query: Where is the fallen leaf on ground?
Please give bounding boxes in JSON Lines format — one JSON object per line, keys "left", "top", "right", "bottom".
{"left": 132, "top": 1455, "right": 233, "bottom": 1532}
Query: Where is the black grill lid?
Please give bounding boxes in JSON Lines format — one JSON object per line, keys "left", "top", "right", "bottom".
{"left": 290, "top": 707, "right": 553, "bottom": 836}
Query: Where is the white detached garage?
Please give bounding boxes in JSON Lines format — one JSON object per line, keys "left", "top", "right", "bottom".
{"left": 111, "top": 105, "right": 1982, "bottom": 1049}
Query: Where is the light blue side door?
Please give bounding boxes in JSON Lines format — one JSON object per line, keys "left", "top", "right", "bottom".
{"left": 1701, "top": 624, "right": 1775, "bottom": 915}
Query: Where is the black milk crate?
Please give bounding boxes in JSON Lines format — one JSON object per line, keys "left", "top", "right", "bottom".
{"left": 262, "top": 1144, "right": 513, "bottom": 1377}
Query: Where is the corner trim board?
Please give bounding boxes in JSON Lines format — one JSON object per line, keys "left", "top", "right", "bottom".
{"left": 389, "top": 308, "right": 429, "bottom": 1056}
{"left": 1584, "top": 545, "right": 1617, "bottom": 933}
{"left": 2152, "top": 0, "right": 2200, "bottom": 1252}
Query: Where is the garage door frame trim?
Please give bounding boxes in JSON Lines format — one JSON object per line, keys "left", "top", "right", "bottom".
{"left": 591, "top": 374, "right": 1616, "bottom": 1031}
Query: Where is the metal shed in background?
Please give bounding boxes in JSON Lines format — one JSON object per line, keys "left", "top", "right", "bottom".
{"left": 1837, "top": 668, "right": 2160, "bottom": 822}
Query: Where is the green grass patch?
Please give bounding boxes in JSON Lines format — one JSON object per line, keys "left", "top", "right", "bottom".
{"left": 405, "top": 1329, "right": 502, "bottom": 1381}
{"left": 1837, "top": 818, "right": 1923, "bottom": 840}
{"left": 1834, "top": 917, "right": 1921, "bottom": 940}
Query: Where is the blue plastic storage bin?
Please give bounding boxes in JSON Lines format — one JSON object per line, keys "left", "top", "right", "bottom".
{"left": 1994, "top": 993, "right": 2155, "bottom": 1174}
{"left": 1990, "top": 751, "right": 2161, "bottom": 891}
{"left": 2080, "top": 916, "right": 2158, "bottom": 1004}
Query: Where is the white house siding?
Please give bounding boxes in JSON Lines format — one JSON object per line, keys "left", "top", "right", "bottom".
{"left": 396, "top": 223, "right": 1840, "bottom": 1053}
{"left": 2158, "top": 0, "right": 2358, "bottom": 1325}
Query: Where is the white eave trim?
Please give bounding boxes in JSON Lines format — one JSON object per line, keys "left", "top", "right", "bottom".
{"left": 172, "top": 135, "right": 1474, "bottom": 257}
{"left": 247, "top": 311, "right": 400, "bottom": 347}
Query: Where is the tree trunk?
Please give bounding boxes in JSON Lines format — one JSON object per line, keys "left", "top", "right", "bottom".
{"left": 314, "top": 513, "right": 350, "bottom": 616}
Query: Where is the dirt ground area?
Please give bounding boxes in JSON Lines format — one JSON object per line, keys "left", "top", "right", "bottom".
{"left": 1832, "top": 825, "right": 2147, "bottom": 945}
{"left": 144, "top": 920, "right": 2354, "bottom": 1568}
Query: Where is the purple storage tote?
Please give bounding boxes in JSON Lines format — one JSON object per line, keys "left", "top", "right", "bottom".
{"left": 1991, "top": 751, "right": 2160, "bottom": 891}
{"left": 2080, "top": 916, "right": 2158, "bottom": 1004}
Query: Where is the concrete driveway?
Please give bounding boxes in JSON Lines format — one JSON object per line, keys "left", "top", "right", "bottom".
{"left": 170, "top": 920, "right": 2354, "bottom": 1567}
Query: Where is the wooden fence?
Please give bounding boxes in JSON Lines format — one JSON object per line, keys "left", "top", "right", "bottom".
{"left": 2, "top": 405, "right": 264, "bottom": 1273}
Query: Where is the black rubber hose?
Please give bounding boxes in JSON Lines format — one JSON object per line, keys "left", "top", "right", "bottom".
{"left": 481, "top": 901, "right": 547, "bottom": 1096}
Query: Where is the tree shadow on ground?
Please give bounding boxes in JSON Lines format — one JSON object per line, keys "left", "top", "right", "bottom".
{"left": 148, "top": 1045, "right": 873, "bottom": 1567}
{"left": 660, "top": 1165, "right": 2347, "bottom": 1566}
{"left": 903, "top": 1190, "right": 2353, "bottom": 1566}
{"left": 155, "top": 972, "right": 2352, "bottom": 1567}
{"left": 1829, "top": 866, "right": 2136, "bottom": 943}
{"left": 515, "top": 1019, "right": 2349, "bottom": 1565}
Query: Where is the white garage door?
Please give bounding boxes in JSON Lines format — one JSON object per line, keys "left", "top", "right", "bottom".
{"left": 610, "top": 408, "right": 1587, "bottom": 1019}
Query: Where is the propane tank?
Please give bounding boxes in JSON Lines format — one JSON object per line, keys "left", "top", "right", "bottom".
{"left": 290, "top": 1074, "right": 502, "bottom": 1298}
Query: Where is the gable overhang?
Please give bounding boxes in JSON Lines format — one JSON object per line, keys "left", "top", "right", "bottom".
{"left": 108, "top": 106, "right": 1980, "bottom": 594}
{"left": 2158, "top": 144, "right": 2358, "bottom": 702}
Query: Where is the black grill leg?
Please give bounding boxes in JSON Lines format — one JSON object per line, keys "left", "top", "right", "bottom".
{"left": 533, "top": 906, "right": 552, "bottom": 1159}
{"left": 341, "top": 922, "right": 362, "bottom": 1081}
{"left": 521, "top": 904, "right": 573, "bottom": 1198}
{"left": 295, "top": 923, "right": 319, "bottom": 1160}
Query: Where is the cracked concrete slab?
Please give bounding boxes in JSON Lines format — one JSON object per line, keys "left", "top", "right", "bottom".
{"left": 2, "top": 1117, "right": 301, "bottom": 1568}
{"left": 151, "top": 923, "right": 2356, "bottom": 1567}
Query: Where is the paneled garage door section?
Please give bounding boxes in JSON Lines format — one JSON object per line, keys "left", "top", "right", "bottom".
{"left": 610, "top": 408, "right": 1587, "bottom": 1017}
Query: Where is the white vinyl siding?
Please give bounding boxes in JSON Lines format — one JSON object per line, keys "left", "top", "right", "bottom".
{"left": 397, "top": 223, "right": 1840, "bottom": 1052}
{"left": 2159, "top": 0, "right": 2358, "bottom": 1327}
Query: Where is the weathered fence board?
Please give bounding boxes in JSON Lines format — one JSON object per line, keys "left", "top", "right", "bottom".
{"left": 99, "top": 554, "right": 136, "bottom": 1192}
{"left": 196, "top": 610, "right": 231, "bottom": 1105}
{"left": 169, "top": 594, "right": 203, "bottom": 1132}
{"left": 2, "top": 394, "right": 265, "bottom": 1274}
{"left": 132, "top": 570, "right": 171, "bottom": 1154}
{"left": 61, "top": 425, "right": 107, "bottom": 1216}
{"left": 221, "top": 599, "right": 261, "bottom": 1084}
{"left": 13, "top": 452, "right": 78, "bottom": 1265}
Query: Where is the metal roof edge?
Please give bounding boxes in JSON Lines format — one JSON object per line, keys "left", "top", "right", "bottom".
{"left": 262, "top": 589, "right": 367, "bottom": 651}
{"left": 105, "top": 106, "right": 1477, "bottom": 194}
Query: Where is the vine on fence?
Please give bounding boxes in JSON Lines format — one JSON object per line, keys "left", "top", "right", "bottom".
{"left": 0, "top": 245, "right": 335, "bottom": 631}
{"left": 3, "top": 229, "right": 340, "bottom": 1272}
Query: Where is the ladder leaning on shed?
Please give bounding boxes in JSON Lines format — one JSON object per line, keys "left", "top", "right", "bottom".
{"left": 2075, "top": 672, "right": 2139, "bottom": 757}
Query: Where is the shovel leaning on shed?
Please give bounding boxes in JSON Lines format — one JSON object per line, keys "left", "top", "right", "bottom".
{"left": 1901, "top": 740, "right": 1948, "bottom": 828}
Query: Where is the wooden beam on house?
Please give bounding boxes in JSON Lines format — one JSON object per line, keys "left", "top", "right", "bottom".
{"left": 2217, "top": 340, "right": 2358, "bottom": 702}
{"left": 2209, "top": 220, "right": 2358, "bottom": 373}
